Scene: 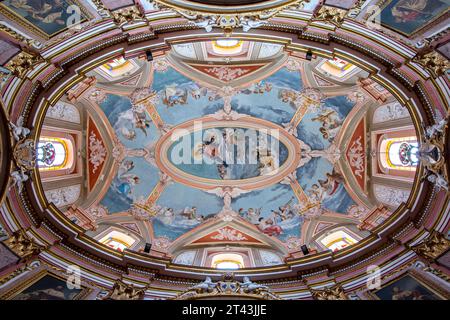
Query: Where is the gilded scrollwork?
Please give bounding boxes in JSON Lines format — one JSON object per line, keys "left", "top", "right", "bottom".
{"left": 3, "top": 229, "right": 44, "bottom": 260}
{"left": 106, "top": 279, "right": 147, "bottom": 300}
{"left": 0, "top": 260, "right": 41, "bottom": 287}
{"left": 159, "top": 0, "right": 309, "bottom": 34}
{"left": 313, "top": 6, "right": 347, "bottom": 27}
{"left": 112, "top": 6, "right": 145, "bottom": 26}
{"left": 13, "top": 138, "right": 35, "bottom": 170}
{"left": 411, "top": 231, "right": 450, "bottom": 262}
{"left": 0, "top": 22, "right": 42, "bottom": 48}
{"left": 310, "top": 285, "right": 347, "bottom": 300}
{"left": 413, "top": 51, "right": 450, "bottom": 78}
{"left": 5, "top": 51, "right": 43, "bottom": 79}
{"left": 91, "top": 0, "right": 111, "bottom": 18}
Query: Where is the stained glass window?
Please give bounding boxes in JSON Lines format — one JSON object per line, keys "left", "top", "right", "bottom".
{"left": 380, "top": 136, "right": 419, "bottom": 172}
{"left": 320, "top": 230, "right": 358, "bottom": 252}
{"left": 36, "top": 138, "right": 68, "bottom": 170}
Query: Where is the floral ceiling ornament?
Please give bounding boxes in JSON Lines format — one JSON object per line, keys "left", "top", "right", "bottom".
{"left": 87, "top": 87, "right": 107, "bottom": 104}
{"left": 152, "top": 57, "right": 170, "bottom": 73}
{"left": 88, "top": 131, "right": 107, "bottom": 174}
{"left": 85, "top": 204, "right": 108, "bottom": 220}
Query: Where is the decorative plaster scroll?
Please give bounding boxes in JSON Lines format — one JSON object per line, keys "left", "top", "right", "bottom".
{"left": 46, "top": 101, "right": 81, "bottom": 124}
{"left": 373, "top": 102, "right": 410, "bottom": 123}
{"left": 45, "top": 185, "right": 81, "bottom": 208}
{"left": 373, "top": 184, "right": 410, "bottom": 207}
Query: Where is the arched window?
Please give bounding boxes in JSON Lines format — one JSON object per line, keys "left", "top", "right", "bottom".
{"left": 212, "top": 253, "right": 244, "bottom": 269}
{"left": 379, "top": 136, "right": 418, "bottom": 172}
{"left": 319, "top": 230, "right": 358, "bottom": 252}
{"left": 99, "top": 230, "right": 136, "bottom": 252}
{"left": 211, "top": 39, "right": 244, "bottom": 55}
{"left": 36, "top": 137, "right": 70, "bottom": 171}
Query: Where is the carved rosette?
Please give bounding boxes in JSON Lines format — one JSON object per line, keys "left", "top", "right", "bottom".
{"left": 311, "top": 285, "right": 347, "bottom": 300}
{"left": 411, "top": 231, "right": 450, "bottom": 262}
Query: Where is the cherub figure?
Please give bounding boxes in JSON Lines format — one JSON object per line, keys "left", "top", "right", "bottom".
{"left": 10, "top": 168, "right": 29, "bottom": 194}
{"left": 9, "top": 115, "right": 30, "bottom": 141}
{"left": 190, "top": 276, "right": 217, "bottom": 293}
{"left": 241, "top": 277, "right": 269, "bottom": 293}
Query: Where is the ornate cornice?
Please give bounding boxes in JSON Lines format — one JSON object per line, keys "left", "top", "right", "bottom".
{"left": 0, "top": 7, "right": 448, "bottom": 292}
{"left": 310, "top": 285, "right": 347, "bottom": 300}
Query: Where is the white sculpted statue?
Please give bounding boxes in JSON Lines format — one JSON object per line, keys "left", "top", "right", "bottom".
{"left": 9, "top": 115, "right": 30, "bottom": 141}
{"left": 424, "top": 118, "right": 448, "bottom": 140}
{"left": 190, "top": 276, "right": 217, "bottom": 293}
{"left": 10, "top": 169, "right": 29, "bottom": 193}
{"left": 427, "top": 173, "right": 449, "bottom": 192}
{"left": 241, "top": 276, "right": 269, "bottom": 293}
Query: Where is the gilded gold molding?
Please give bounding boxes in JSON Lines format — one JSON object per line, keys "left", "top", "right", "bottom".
{"left": 310, "top": 285, "right": 347, "bottom": 300}
{"left": 411, "top": 231, "right": 450, "bottom": 262}
{"left": 312, "top": 6, "right": 347, "bottom": 27}
{"left": 175, "top": 275, "right": 280, "bottom": 300}
{"left": 413, "top": 51, "right": 450, "bottom": 78}
{"left": 5, "top": 51, "right": 43, "bottom": 79}
{"left": 112, "top": 6, "right": 145, "bottom": 26}
{"left": 3, "top": 229, "right": 44, "bottom": 260}
{"left": 0, "top": 23, "right": 41, "bottom": 48}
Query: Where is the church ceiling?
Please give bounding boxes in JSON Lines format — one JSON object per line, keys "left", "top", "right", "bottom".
{"left": 35, "top": 41, "right": 416, "bottom": 256}
{"left": 0, "top": 0, "right": 448, "bottom": 299}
